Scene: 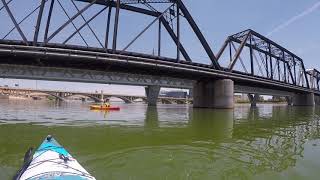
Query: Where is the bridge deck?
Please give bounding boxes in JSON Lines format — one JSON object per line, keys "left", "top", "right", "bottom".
{"left": 0, "top": 40, "right": 317, "bottom": 96}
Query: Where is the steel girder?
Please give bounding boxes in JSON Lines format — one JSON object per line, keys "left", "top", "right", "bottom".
{"left": 217, "top": 29, "right": 310, "bottom": 89}
{"left": 307, "top": 69, "right": 320, "bottom": 91}
{"left": 76, "top": 0, "right": 174, "bottom": 4}
{"left": 75, "top": 0, "right": 219, "bottom": 67}
{"left": 0, "top": 0, "right": 221, "bottom": 68}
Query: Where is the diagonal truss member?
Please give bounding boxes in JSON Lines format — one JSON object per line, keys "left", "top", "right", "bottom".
{"left": 216, "top": 29, "right": 310, "bottom": 88}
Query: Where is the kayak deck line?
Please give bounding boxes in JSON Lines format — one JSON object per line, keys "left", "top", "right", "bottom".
{"left": 15, "top": 135, "right": 96, "bottom": 180}
{"left": 36, "top": 137, "right": 69, "bottom": 157}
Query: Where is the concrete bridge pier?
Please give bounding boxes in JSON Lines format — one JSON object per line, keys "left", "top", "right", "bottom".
{"left": 100, "top": 90, "right": 104, "bottom": 102}
{"left": 292, "top": 93, "right": 315, "bottom": 106}
{"left": 247, "top": 94, "right": 259, "bottom": 107}
{"left": 57, "top": 92, "right": 64, "bottom": 101}
{"left": 145, "top": 85, "right": 161, "bottom": 106}
{"left": 314, "top": 95, "right": 320, "bottom": 106}
{"left": 286, "top": 96, "right": 293, "bottom": 106}
{"left": 193, "top": 79, "right": 234, "bottom": 109}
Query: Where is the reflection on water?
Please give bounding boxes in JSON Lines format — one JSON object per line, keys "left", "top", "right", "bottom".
{"left": 0, "top": 99, "right": 320, "bottom": 179}
{"left": 190, "top": 108, "right": 234, "bottom": 140}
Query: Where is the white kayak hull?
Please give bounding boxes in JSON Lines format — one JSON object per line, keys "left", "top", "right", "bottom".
{"left": 15, "top": 135, "right": 96, "bottom": 180}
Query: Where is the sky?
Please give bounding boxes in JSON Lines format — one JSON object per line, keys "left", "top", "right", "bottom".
{"left": 0, "top": 0, "right": 320, "bottom": 95}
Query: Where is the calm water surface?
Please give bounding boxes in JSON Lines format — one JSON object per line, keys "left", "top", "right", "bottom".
{"left": 1, "top": 99, "right": 320, "bottom": 180}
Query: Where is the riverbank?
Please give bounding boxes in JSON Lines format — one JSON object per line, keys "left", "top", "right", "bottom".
{"left": 0, "top": 94, "right": 9, "bottom": 99}
{"left": 8, "top": 96, "right": 29, "bottom": 100}
{"left": 236, "top": 101, "right": 287, "bottom": 104}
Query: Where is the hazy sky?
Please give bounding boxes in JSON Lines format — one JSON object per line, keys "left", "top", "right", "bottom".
{"left": 0, "top": 0, "right": 320, "bottom": 95}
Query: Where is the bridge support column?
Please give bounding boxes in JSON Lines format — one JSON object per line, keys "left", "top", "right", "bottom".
{"left": 247, "top": 94, "right": 259, "bottom": 107}
{"left": 286, "top": 96, "right": 293, "bottom": 106}
{"left": 293, "top": 93, "right": 314, "bottom": 106}
{"left": 193, "top": 79, "right": 234, "bottom": 109}
{"left": 314, "top": 95, "right": 320, "bottom": 106}
{"left": 100, "top": 90, "right": 104, "bottom": 102}
{"left": 145, "top": 85, "right": 160, "bottom": 106}
{"left": 57, "top": 92, "right": 63, "bottom": 101}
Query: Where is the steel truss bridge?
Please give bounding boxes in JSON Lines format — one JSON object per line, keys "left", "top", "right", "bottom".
{"left": 0, "top": 0, "right": 319, "bottom": 107}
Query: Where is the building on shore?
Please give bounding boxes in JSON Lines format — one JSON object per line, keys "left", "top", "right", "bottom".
{"left": 159, "top": 90, "right": 188, "bottom": 98}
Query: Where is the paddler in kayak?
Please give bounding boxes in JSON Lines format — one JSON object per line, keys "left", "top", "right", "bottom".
{"left": 90, "top": 98, "right": 120, "bottom": 110}
{"left": 102, "top": 99, "right": 111, "bottom": 108}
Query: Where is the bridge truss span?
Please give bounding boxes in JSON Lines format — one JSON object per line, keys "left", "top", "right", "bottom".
{"left": 217, "top": 29, "right": 310, "bottom": 89}
{"left": 307, "top": 69, "right": 320, "bottom": 91}
{"left": 1, "top": 0, "right": 320, "bottom": 100}
{"left": 0, "top": 0, "right": 220, "bottom": 68}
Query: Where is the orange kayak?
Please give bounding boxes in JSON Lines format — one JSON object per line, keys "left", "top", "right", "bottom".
{"left": 90, "top": 105, "right": 120, "bottom": 111}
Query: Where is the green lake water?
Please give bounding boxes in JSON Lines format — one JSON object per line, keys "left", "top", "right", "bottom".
{"left": 1, "top": 99, "right": 320, "bottom": 179}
